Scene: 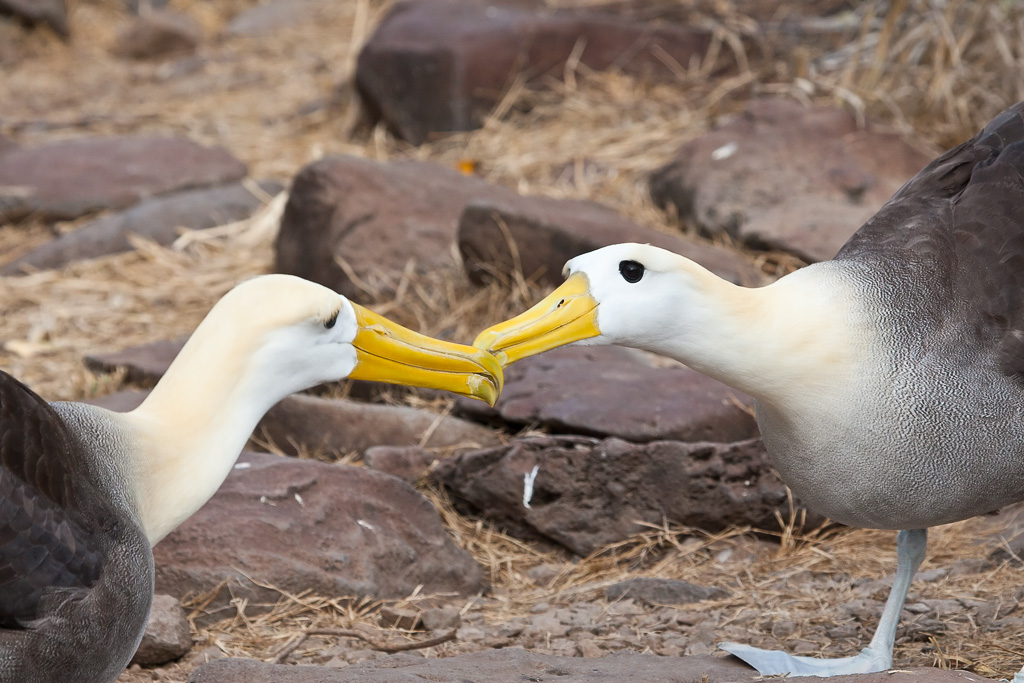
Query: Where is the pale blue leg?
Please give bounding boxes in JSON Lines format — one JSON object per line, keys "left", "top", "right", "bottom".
{"left": 720, "top": 528, "right": 927, "bottom": 678}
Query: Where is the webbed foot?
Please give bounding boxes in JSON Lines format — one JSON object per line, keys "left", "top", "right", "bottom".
{"left": 720, "top": 641, "right": 891, "bottom": 678}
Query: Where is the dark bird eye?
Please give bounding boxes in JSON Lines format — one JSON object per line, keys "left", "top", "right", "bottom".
{"left": 619, "top": 260, "right": 645, "bottom": 283}
{"left": 324, "top": 311, "right": 339, "bottom": 329}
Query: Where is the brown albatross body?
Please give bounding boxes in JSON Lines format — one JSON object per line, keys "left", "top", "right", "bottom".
{"left": 475, "top": 102, "right": 1024, "bottom": 679}
{"left": 0, "top": 274, "right": 502, "bottom": 682}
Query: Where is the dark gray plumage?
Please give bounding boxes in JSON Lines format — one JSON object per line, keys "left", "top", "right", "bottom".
{"left": 0, "top": 372, "right": 152, "bottom": 683}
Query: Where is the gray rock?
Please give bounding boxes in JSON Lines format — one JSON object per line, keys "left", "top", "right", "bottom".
{"left": 650, "top": 98, "right": 931, "bottom": 262}
{"left": 433, "top": 436, "right": 825, "bottom": 555}
{"left": 123, "top": 0, "right": 170, "bottom": 12}
{"left": 458, "top": 193, "right": 764, "bottom": 288}
{"left": 188, "top": 649, "right": 998, "bottom": 682}
{"left": 0, "top": 135, "right": 247, "bottom": 223}
{"left": 154, "top": 452, "right": 486, "bottom": 623}
{"left": 421, "top": 605, "right": 461, "bottom": 631}
{"left": 275, "top": 155, "right": 516, "bottom": 301}
{"left": 356, "top": 0, "right": 717, "bottom": 144}
{"left": 112, "top": 10, "right": 201, "bottom": 60}
{"left": 605, "top": 577, "right": 727, "bottom": 606}
{"left": 256, "top": 394, "right": 500, "bottom": 457}
{"left": 131, "top": 594, "right": 193, "bottom": 666}
{"left": 223, "top": 0, "right": 327, "bottom": 37}
{"left": 0, "top": 0, "right": 67, "bottom": 37}
{"left": 2, "top": 182, "right": 280, "bottom": 274}
{"left": 456, "top": 346, "right": 757, "bottom": 444}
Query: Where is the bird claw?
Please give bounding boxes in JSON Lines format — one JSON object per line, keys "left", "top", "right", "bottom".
{"left": 719, "top": 641, "right": 892, "bottom": 678}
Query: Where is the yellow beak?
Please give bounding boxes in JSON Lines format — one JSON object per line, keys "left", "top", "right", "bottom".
{"left": 347, "top": 304, "right": 503, "bottom": 405}
{"left": 473, "top": 272, "right": 600, "bottom": 366}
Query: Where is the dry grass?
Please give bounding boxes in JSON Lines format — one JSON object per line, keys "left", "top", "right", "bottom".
{"left": 4, "top": 0, "right": 1024, "bottom": 680}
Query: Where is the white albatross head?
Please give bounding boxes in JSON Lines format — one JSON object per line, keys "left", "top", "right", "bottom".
{"left": 175, "top": 273, "right": 503, "bottom": 405}
{"left": 473, "top": 243, "right": 705, "bottom": 364}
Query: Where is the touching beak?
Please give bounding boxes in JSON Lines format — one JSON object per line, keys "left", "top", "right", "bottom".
{"left": 473, "top": 272, "right": 600, "bottom": 366}
{"left": 347, "top": 304, "right": 503, "bottom": 406}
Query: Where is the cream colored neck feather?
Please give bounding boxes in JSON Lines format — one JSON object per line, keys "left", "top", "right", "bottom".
{"left": 120, "top": 322, "right": 283, "bottom": 545}
{"left": 647, "top": 261, "right": 860, "bottom": 411}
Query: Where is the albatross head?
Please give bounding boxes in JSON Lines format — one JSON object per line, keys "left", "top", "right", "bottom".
{"left": 189, "top": 274, "right": 503, "bottom": 405}
{"left": 473, "top": 243, "right": 702, "bottom": 365}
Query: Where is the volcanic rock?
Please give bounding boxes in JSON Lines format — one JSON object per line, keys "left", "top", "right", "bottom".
{"left": 0, "top": 135, "right": 246, "bottom": 223}
{"left": 433, "top": 435, "right": 822, "bottom": 555}
{"left": 155, "top": 452, "right": 486, "bottom": 622}
{"left": 456, "top": 346, "right": 757, "bottom": 444}
{"left": 650, "top": 98, "right": 931, "bottom": 261}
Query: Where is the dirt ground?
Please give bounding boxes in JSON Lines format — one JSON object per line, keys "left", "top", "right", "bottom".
{"left": 2, "top": 0, "right": 1024, "bottom": 680}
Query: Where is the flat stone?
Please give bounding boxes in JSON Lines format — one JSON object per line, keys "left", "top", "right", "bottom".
{"left": 649, "top": 98, "right": 931, "bottom": 262}
{"left": 456, "top": 346, "right": 757, "bottom": 444}
{"left": 2, "top": 182, "right": 280, "bottom": 274}
{"left": 432, "top": 435, "right": 825, "bottom": 555}
{"left": 356, "top": 0, "right": 717, "bottom": 144}
{"left": 605, "top": 577, "right": 727, "bottom": 606}
{"left": 188, "top": 650, "right": 999, "bottom": 682}
{"left": 155, "top": 452, "right": 486, "bottom": 623}
{"left": 131, "top": 594, "right": 193, "bottom": 666}
{"left": 0, "top": 135, "right": 247, "bottom": 223}
{"left": 112, "top": 10, "right": 201, "bottom": 60}
{"left": 0, "top": 0, "right": 67, "bottom": 37}
{"left": 275, "top": 155, "right": 516, "bottom": 300}
{"left": 458, "top": 194, "right": 764, "bottom": 288}
{"left": 363, "top": 446, "right": 438, "bottom": 483}
{"left": 256, "top": 394, "right": 500, "bottom": 457}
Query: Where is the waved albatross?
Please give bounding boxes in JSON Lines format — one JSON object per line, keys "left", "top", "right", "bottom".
{"left": 474, "top": 100, "right": 1024, "bottom": 679}
{"left": 0, "top": 274, "right": 501, "bottom": 683}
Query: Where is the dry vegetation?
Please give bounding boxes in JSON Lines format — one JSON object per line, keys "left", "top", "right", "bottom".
{"left": 2, "top": 0, "right": 1024, "bottom": 680}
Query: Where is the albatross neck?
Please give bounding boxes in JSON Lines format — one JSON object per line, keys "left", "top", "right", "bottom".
{"left": 643, "top": 261, "right": 860, "bottom": 409}
{"left": 122, "top": 324, "right": 290, "bottom": 545}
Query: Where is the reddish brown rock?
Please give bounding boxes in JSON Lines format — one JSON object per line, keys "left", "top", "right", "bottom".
{"left": 363, "top": 445, "right": 438, "bottom": 483}
{"left": 112, "top": 10, "right": 201, "bottom": 60}
{"left": 432, "top": 435, "right": 822, "bottom": 556}
{"left": 256, "top": 393, "right": 500, "bottom": 457}
{"left": 155, "top": 452, "right": 486, "bottom": 622}
{"left": 650, "top": 98, "right": 931, "bottom": 261}
{"left": 0, "top": 135, "right": 247, "bottom": 223}
{"left": 457, "top": 346, "right": 757, "bottom": 444}
{"left": 356, "top": 0, "right": 718, "bottom": 144}
{"left": 2, "top": 182, "right": 279, "bottom": 274}
{"left": 189, "top": 649, "right": 997, "bottom": 682}
{"left": 275, "top": 155, "right": 516, "bottom": 299}
{"left": 458, "top": 194, "right": 764, "bottom": 287}
{"left": 131, "top": 594, "right": 193, "bottom": 666}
